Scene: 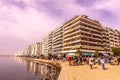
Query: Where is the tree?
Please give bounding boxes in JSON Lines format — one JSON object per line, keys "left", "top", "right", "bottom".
{"left": 76, "top": 48, "right": 81, "bottom": 56}
{"left": 95, "top": 50, "right": 99, "bottom": 57}
{"left": 112, "top": 47, "right": 120, "bottom": 56}
{"left": 47, "top": 53, "right": 53, "bottom": 59}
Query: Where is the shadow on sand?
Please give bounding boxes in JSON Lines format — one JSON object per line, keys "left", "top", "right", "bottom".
{"left": 105, "top": 68, "right": 109, "bottom": 70}
{"left": 92, "top": 67, "right": 98, "bottom": 69}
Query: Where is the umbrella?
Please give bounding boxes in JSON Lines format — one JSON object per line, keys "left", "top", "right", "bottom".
{"left": 66, "top": 53, "right": 77, "bottom": 56}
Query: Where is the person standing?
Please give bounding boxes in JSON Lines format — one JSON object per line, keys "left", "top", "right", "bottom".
{"left": 100, "top": 57, "right": 106, "bottom": 70}
{"left": 89, "top": 57, "right": 94, "bottom": 69}
{"left": 117, "top": 56, "right": 120, "bottom": 65}
{"left": 98, "top": 57, "right": 101, "bottom": 65}
{"left": 86, "top": 57, "right": 89, "bottom": 64}
{"left": 67, "top": 56, "right": 71, "bottom": 66}
{"left": 114, "top": 57, "right": 118, "bottom": 65}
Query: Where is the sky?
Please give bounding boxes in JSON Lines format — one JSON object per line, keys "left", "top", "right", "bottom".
{"left": 0, "top": 0, "right": 120, "bottom": 55}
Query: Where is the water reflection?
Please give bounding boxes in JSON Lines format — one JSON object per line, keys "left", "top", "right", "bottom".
{"left": 14, "top": 57, "right": 61, "bottom": 80}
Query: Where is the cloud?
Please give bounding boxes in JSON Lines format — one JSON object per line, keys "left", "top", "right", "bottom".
{"left": 0, "top": 0, "right": 120, "bottom": 54}
{"left": 0, "top": 0, "right": 63, "bottom": 54}
{"left": 0, "top": 0, "right": 26, "bottom": 11}
{"left": 93, "top": 0, "right": 120, "bottom": 30}
{"left": 75, "top": 0, "right": 99, "bottom": 7}
{"left": 0, "top": 2, "right": 62, "bottom": 39}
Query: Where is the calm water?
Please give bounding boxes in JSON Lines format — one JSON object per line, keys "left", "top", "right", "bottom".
{"left": 0, "top": 57, "right": 61, "bottom": 80}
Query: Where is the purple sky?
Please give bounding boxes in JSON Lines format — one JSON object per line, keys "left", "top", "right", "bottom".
{"left": 0, "top": 0, "right": 120, "bottom": 55}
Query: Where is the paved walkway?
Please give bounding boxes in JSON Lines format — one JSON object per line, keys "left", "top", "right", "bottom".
{"left": 59, "top": 61, "right": 120, "bottom": 80}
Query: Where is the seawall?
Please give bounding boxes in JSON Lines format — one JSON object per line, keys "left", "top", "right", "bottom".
{"left": 20, "top": 57, "right": 68, "bottom": 80}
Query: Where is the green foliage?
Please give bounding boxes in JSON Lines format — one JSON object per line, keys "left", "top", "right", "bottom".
{"left": 112, "top": 47, "right": 120, "bottom": 56}
{"left": 76, "top": 48, "right": 81, "bottom": 56}
{"left": 95, "top": 50, "right": 99, "bottom": 57}
{"left": 47, "top": 53, "right": 53, "bottom": 57}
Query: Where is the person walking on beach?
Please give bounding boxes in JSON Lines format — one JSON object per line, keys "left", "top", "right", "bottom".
{"left": 100, "top": 57, "right": 105, "bottom": 70}
{"left": 89, "top": 57, "right": 94, "bottom": 69}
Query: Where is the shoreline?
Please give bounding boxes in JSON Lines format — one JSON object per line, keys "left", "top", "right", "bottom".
{"left": 22, "top": 57, "right": 61, "bottom": 68}
{"left": 17, "top": 57, "right": 120, "bottom": 80}
{"left": 19, "top": 57, "right": 67, "bottom": 80}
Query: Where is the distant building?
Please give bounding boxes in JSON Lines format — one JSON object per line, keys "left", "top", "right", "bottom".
{"left": 52, "top": 26, "right": 63, "bottom": 54}
{"left": 101, "top": 26, "right": 111, "bottom": 54}
{"left": 42, "top": 36, "right": 49, "bottom": 55}
{"left": 34, "top": 42, "right": 42, "bottom": 57}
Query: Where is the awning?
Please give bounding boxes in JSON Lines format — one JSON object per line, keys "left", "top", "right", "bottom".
{"left": 82, "top": 52, "right": 95, "bottom": 56}
{"left": 61, "top": 50, "right": 77, "bottom": 54}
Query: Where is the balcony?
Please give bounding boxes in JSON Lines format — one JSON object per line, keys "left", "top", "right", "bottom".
{"left": 63, "top": 35, "right": 81, "bottom": 42}
{"left": 64, "top": 21, "right": 80, "bottom": 31}
{"left": 71, "top": 45, "right": 81, "bottom": 49}
{"left": 52, "top": 42, "right": 62, "bottom": 46}
{"left": 64, "top": 26, "right": 80, "bottom": 35}
{"left": 63, "top": 46, "right": 70, "bottom": 49}
{"left": 67, "top": 39, "right": 81, "bottom": 45}
{"left": 80, "top": 20, "right": 101, "bottom": 30}
{"left": 52, "top": 47, "right": 62, "bottom": 50}
{"left": 80, "top": 34, "right": 102, "bottom": 41}
{"left": 80, "top": 30, "right": 102, "bottom": 38}
{"left": 80, "top": 25, "right": 101, "bottom": 33}
{"left": 52, "top": 35, "right": 62, "bottom": 40}
{"left": 63, "top": 16, "right": 80, "bottom": 28}
{"left": 52, "top": 38, "right": 62, "bottom": 43}
{"left": 81, "top": 17, "right": 101, "bottom": 27}
{"left": 80, "top": 39, "right": 102, "bottom": 45}
{"left": 64, "top": 29, "right": 81, "bottom": 38}
{"left": 82, "top": 45, "right": 104, "bottom": 50}
{"left": 63, "top": 45, "right": 82, "bottom": 51}
{"left": 53, "top": 31, "right": 62, "bottom": 37}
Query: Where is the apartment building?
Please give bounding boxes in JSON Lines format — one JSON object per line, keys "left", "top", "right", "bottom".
{"left": 43, "top": 37, "right": 49, "bottom": 55}
{"left": 108, "top": 28, "right": 120, "bottom": 54}
{"left": 48, "top": 33, "right": 53, "bottom": 54}
{"left": 118, "top": 31, "right": 120, "bottom": 46}
{"left": 62, "top": 15, "right": 105, "bottom": 56}
{"left": 102, "top": 26, "right": 111, "bottom": 54}
{"left": 23, "top": 48, "right": 29, "bottom": 57}
{"left": 34, "top": 42, "right": 42, "bottom": 57}
{"left": 43, "top": 32, "right": 53, "bottom": 55}
{"left": 15, "top": 50, "right": 24, "bottom": 56}
{"left": 109, "top": 29, "right": 119, "bottom": 47}
{"left": 23, "top": 42, "right": 42, "bottom": 57}
{"left": 26, "top": 45, "right": 32, "bottom": 57}
{"left": 42, "top": 27, "right": 63, "bottom": 55}
{"left": 52, "top": 26, "right": 63, "bottom": 54}
{"left": 29, "top": 44, "right": 36, "bottom": 57}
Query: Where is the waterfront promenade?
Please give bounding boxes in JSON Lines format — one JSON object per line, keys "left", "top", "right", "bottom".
{"left": 23, "top": 58, "right": 120, "bottom": 80}
{"left": 59, "top": 61, "right": 120, "bottom": 80}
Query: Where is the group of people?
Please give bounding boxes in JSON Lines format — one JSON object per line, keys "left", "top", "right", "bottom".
{"left": 89, "top": 57, "right": 106, "bottom": 70}
{"left": 67, "top": 56, "right": 120, "bottom": 70}
{"left": 39, "top": 53, "right": 120, "bottom": 70}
